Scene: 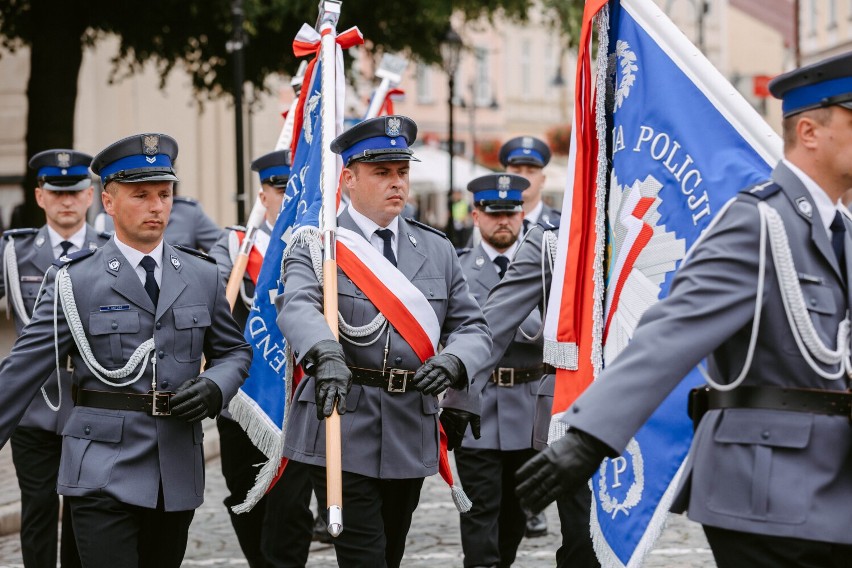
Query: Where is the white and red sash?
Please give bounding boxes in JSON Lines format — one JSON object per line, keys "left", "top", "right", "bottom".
{"left": 228, "top": 229, "right": 270, "bottom": 285}
{"left": 335, "top": 226, "right": 470, "bottom": 511}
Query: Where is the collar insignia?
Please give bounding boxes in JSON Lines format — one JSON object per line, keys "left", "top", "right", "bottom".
{"left": 35, "top": 236, "right": 45, "bottom": 247}
{"left": 408, "top": 233, "right": 417, "bottom": 247}
{"left": 108, "top": 258, "right": 121, "bottom": 271}
{"left": 170, "top": 254, "right": 181, "bottom": 269}
{"left": 475, "top": 256, "right": 485, "bottom": 267}
{"left": 796, "top": 197, "right": 813, "bottom": 219}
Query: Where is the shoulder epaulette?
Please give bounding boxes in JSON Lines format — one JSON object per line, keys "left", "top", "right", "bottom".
{"left": 173, "top": 196, "right": 199, "bottom": 205}
{"left": 174, "top": 244, "right": 216, "bottom": 263}
{"left": 53, "top": 247, "right": 96, "bottom": 268}
{"left": 741, "top": 180, "right": 781, "bottom": 200}
{"left": 2, "top": 228, "right": 38, "bottom": 240}
{"left": 406, "top": 218, "right": 448, "bottom": 239}
{"left": 537, "top": 216, "right": 560, "bottom": 231}
{"left": 226, "top": 225, "right": 247, "bottom": 232}
{"left": 456, "top": 247, "right": 471, "bottom": 257}
{"left": 97, "top": 231, "right": 113, "bottom": 240}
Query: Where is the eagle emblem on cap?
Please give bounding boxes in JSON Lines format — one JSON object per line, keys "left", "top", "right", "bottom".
{"left": 522, "top": 137, "right": 534, "bottom": 149}
{"left": 56, "top": 152, "right": 71, "bottom": 168}
{"left": 498, "top": 175, "right": 511, "bottom": 190}
{"left": 386, "top": 117, "right": 402, "bottom": 137}
{"left": 143, "top": 135, "right": 160, "bottom": 156}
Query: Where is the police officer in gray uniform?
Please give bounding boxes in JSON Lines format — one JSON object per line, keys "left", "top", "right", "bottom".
{"left": 443, "top": 173, "right": 547, "bottom": 567}
{"left": 517, "top": 52, "right": 852, "bottom": 568}
{"left": 1, "top": 149, "right": 108, "bottom": 568}
{"left": 277, "top": 115, "right": 491, "bottom": 568}
{"left": 0, "top": 133, "right": 252, "bottom": 568}
{"left": 499, "top": 136, "right": 559, "bottom": 233}
{"left": 94, "top": 189, "right": 222, "bottom": 251}
{"left": 452, "top": 211, "right": 599, "bottom": 567}
{"left": 209, "top": 149, "right": 314, "bottom": 568}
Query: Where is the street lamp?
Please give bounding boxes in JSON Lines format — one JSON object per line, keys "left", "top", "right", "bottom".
{"left": 226, "top": 0, "right": 247, "bottom": 223}
{"left": 441, "top": 26, "right": 463, "bottom": 244}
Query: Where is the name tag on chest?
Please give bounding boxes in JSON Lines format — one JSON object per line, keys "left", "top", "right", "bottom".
{"left": 99, "top": 304, "right": 131, "bottom": 312}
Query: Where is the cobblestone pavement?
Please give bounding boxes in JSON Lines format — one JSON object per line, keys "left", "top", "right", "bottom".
{"left": 0, "top": 449, "right": 715, "bottom": 567}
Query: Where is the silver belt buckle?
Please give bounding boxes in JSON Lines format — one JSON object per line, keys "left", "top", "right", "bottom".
{"left": 496, "top": 368, "right": 515, "bottom": 387}
{"left": 387, "top": 369, "right": 408, "bottom": 393}
{"left": 149, "top": 390, "right": 172, "bottom": 416}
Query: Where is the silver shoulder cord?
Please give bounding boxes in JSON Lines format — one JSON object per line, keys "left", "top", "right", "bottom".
{"left": 282, "top": 227, "right": 388, "bottom": 346}
{"left": 54, "top": 266, "right": 157, "bottom": 414}
{"left": 5, "top": 240, "right": 68, "bottom": 410}
{"left": 700, "top": 200, "right": 850, "bottom": 391}
{"left": 518, "top": 230, "right": 558, "bottom": 342}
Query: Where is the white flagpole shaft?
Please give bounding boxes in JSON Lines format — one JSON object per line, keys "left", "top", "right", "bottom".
{"left": 364, "top": 77, "right": 392, "bottom": 119}
{"left": 317, "top": 0, "right": 344, "bottom": 539}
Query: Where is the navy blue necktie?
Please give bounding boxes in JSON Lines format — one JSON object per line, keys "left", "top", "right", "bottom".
{"left": 494, "top": 255, "right": 509, "bottom": 280}
{"left": 140, "top": 256, "right": 159, "bottom": 306}
{"left": 59, "top": 241, "right": 73, "bottom": 258}
{"left": 375, "top": 229, "right": 397, "bottom": 267}
{"left": 831, "top": 211, "right": 846, "bottom": 282}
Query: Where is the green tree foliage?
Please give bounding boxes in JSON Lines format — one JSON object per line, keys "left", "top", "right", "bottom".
{"left": 0, "top": 0, "right": 580, "bottom": 225}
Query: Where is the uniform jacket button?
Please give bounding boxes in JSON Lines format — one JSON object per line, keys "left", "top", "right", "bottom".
{"left": 394, "top": 356, "right": 403, "bottom": 365}
{"left": 84, "top": 425, "right": 91, "bottom": 435}
{"left": 161, "top": 381, "right": 170, "bottom": 389}
{"left": 158, "top": 350, "right": 165, "bottom": 359}
{"left": 156, "top": 322, "right": 162, "bottom": 330}
{"left": 761, "top": 430, "right": 770, "bottom": 440}
{"left": 111, "top": 322, "right": 118, "bottom": 330}
{"left": 193, "top": 316, "right": 198, "bottom": 323}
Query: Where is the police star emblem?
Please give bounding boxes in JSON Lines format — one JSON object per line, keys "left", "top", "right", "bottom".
{"left": 386, "top": 117, "right": 402, "bottom": 137}
{"left": 408, "top": 233, "right": 417, "bottom": 247}
{"left": 108, "top": 258, "right": 121, "bottom": 271}
{"left": 795, "top": 196, "right": 813, "bottom": 219}
{"left": 170, "top": 255, "right": 181, "bottom": 269}
{"left": 143, "top": 135, "right": 160, "bottom": 156}
{"left": 56, "top": 152, "right": 71, "bottom": 168}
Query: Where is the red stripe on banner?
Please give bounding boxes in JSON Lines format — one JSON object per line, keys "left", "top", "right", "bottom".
{"left": 234, "top": 231, "right": 265, "bottom": 284}
{"left": 603, "top": 210, "right": 654, "bottom": 340}
{"left": 553, "top": 0, "right": 609, "bottom": 414}
{"left": 336, "top": 244, "right": 436, "bottom": 362}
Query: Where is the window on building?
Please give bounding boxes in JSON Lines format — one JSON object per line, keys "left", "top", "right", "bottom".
{"left": 808, "top": 0, "right": 817, "bottom": 35}
{"left": 828, "top": 0, "right": 837, "bottom": 28}
{"left": 416, "top": 63, "right": 433, "bottom": 104}
{"left": 473, "top": 47, "right": 491, "bottom": 106}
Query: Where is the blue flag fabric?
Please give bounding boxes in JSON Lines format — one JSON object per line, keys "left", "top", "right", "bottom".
{"left": 228, "top": 60, "right": 325, "bottom": 511}
{"left": 589, "top": 1, "right": 780, "bottom": 565}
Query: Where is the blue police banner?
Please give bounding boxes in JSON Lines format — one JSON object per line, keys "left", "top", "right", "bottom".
{"left": 544, "top": 0, "right": 782, "bottom": 565}
{"left": 227, "top": 55, "right": 326, "bottom": 513}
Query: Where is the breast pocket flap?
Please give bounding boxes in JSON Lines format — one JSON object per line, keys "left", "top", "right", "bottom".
{"left": 174, "top": 305, "right": 212, "bottom": 329}
{"left": 714, "top": 409, "right": 812, "bottom": 448}
{"left": 88, "top": 311, "right": 141, "bottom": 335}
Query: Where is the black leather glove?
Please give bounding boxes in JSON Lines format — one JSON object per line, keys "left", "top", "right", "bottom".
{"left": 516, "top": 429, "right": 612, "bottom": 514}
{"left": 170, "top": 377, "right": 222, "bottom": 423}
{"left": 411, "top": 353, "right": 466, "bottom": 396}
{"left": 304, "top": 340, "right": 351, "bottom": 421}
{"left": 439, "top": 408, "right": 481, "bottom": 451}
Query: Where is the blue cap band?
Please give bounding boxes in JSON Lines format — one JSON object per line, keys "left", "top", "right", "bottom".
{"left": 259, "top": 165, "right": 290, "bottom": 182}
{"left": 507, "top": 147, "right": 544, "bottom": 164}
{"left": 37, "top": 165, "right": 90, "bottom": 179}
{"left": 341, "top": 135, "right": 409, "bottom": 165}
{"left": 98, "top": 154, "right": 174, "bottom": 184}
{"left": 782, "top": 76, "right": 852, "bottom": 115}
{"left": 472, "top": 189, "right": 524, "bottom": 203}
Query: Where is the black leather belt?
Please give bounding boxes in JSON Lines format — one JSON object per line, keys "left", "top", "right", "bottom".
{"left": 73, "top": 386, "right": 174, "bottom": 416}
{"left": 689, "top": 385, "right": 852, "bottom": 428}
{"left": 349, "top": 366, "right": 416, "bottom": 393}
{"left": 490, "top": 365, "right": 552, "bottom": 387}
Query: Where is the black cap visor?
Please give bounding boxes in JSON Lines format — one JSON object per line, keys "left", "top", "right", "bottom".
{"left": 39, "top": 176, "right": 92, "bottom": 192}
{"left": 104, "top": 168, "right": 179, "bottom": 185}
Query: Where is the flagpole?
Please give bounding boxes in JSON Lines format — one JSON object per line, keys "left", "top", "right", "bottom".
{"left": 364, "top": 53, "right": 408, "bottom": 119}
{"left": 225, "top": 63, "right": 307, "bottom": 310}
{"left": 317, "top": 0, "right": 344, "bottom": 538}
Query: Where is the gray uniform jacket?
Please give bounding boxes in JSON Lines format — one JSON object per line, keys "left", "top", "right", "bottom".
{"left": 0, "top": 238, "right": 252, "bottom": 511}
{"left": 277, "top": 211, "right": 492, "bottom": 479}
{"left": 567, "top": 162, "right": 852, "bottom": 544}
{"left": 443, "top": 222, "right": 558, "bottom": 451}
{"left": 0, "top": 224, "right": 109, "bottom": 432}
{"left": 96, "top": 196, "right": 223, "bottom": 251}
{"left": 536, "top": 203, "right": 560, "bottom": 230}
{"left": 443, "top": 245, "right": 543, "bottom": 451}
